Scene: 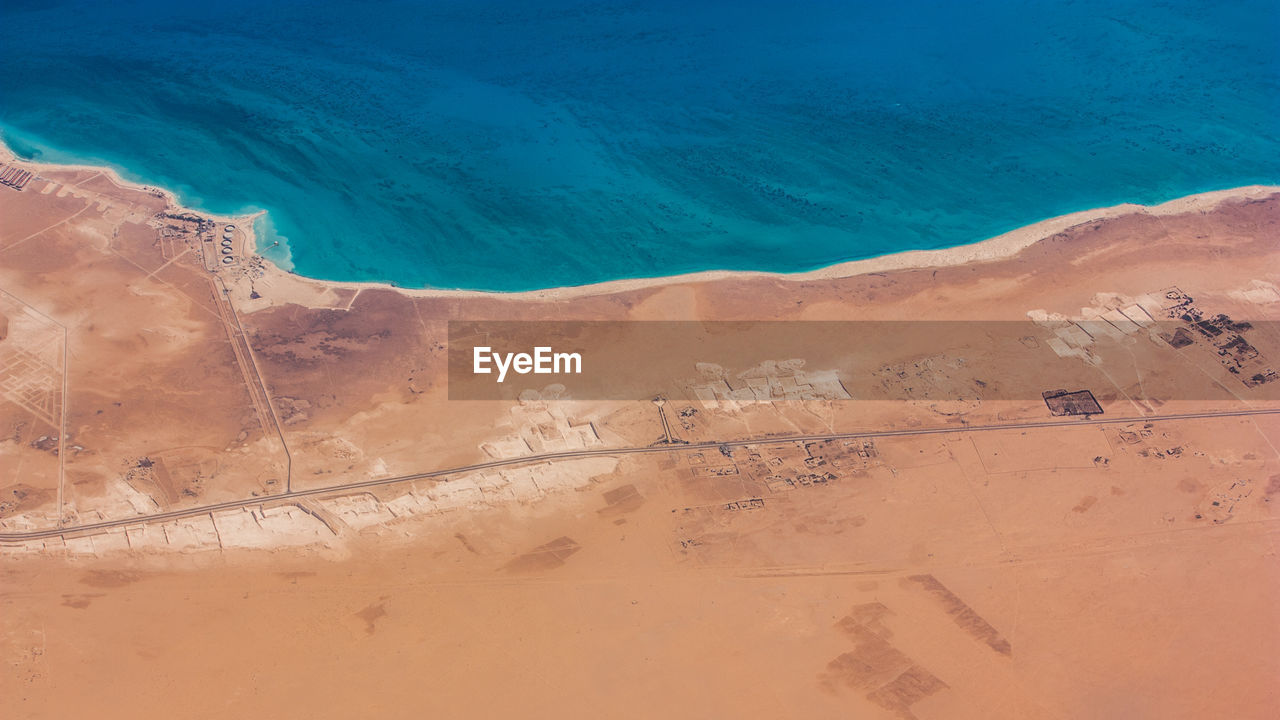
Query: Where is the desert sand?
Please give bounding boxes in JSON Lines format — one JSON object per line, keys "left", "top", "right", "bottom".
{"left": 1, "top": 144, "right": 1278, "bottom": 719}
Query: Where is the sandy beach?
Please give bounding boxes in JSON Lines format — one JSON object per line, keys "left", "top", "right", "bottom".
{"left": 5, "top": 139, "right": 1277, "bottom": 308}
{"left": 2, "top": 141, "right": 1279, "bottom": 719}
{"left": 5, "top": 0, "right": 1280, "bottom": 711}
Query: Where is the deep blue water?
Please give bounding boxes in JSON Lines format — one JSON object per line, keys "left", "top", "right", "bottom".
{"left": 1, "top": 1, "right": 1277, "bottom": 291}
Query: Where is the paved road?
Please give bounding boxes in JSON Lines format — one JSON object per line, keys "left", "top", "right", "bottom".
{"left": 4, "top": 407, "right": 1277, "bottom": 542}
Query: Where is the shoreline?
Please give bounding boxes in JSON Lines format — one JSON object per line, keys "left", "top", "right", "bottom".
{"left": 5, "top": 139, "right": 1278, "bottom": 304}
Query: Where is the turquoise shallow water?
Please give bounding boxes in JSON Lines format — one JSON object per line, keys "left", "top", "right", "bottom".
{"left": 1, "top": 1, "right": 1277, "bottom": 291}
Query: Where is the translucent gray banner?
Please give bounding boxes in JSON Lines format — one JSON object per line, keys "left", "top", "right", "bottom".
{"left": 447, "top": 320, "right": 1280, "bottom": 403}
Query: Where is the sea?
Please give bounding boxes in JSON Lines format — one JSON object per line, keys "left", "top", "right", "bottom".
{"left": 1, "top": 0, "right": 1277, "bottom": 291}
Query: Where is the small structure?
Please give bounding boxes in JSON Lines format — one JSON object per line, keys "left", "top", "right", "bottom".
{"left": 1160, "top": 327, "right": 1195, "bottom": 349}
{"left": 0, "top": 165, "right": 34, "bottom": 191}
